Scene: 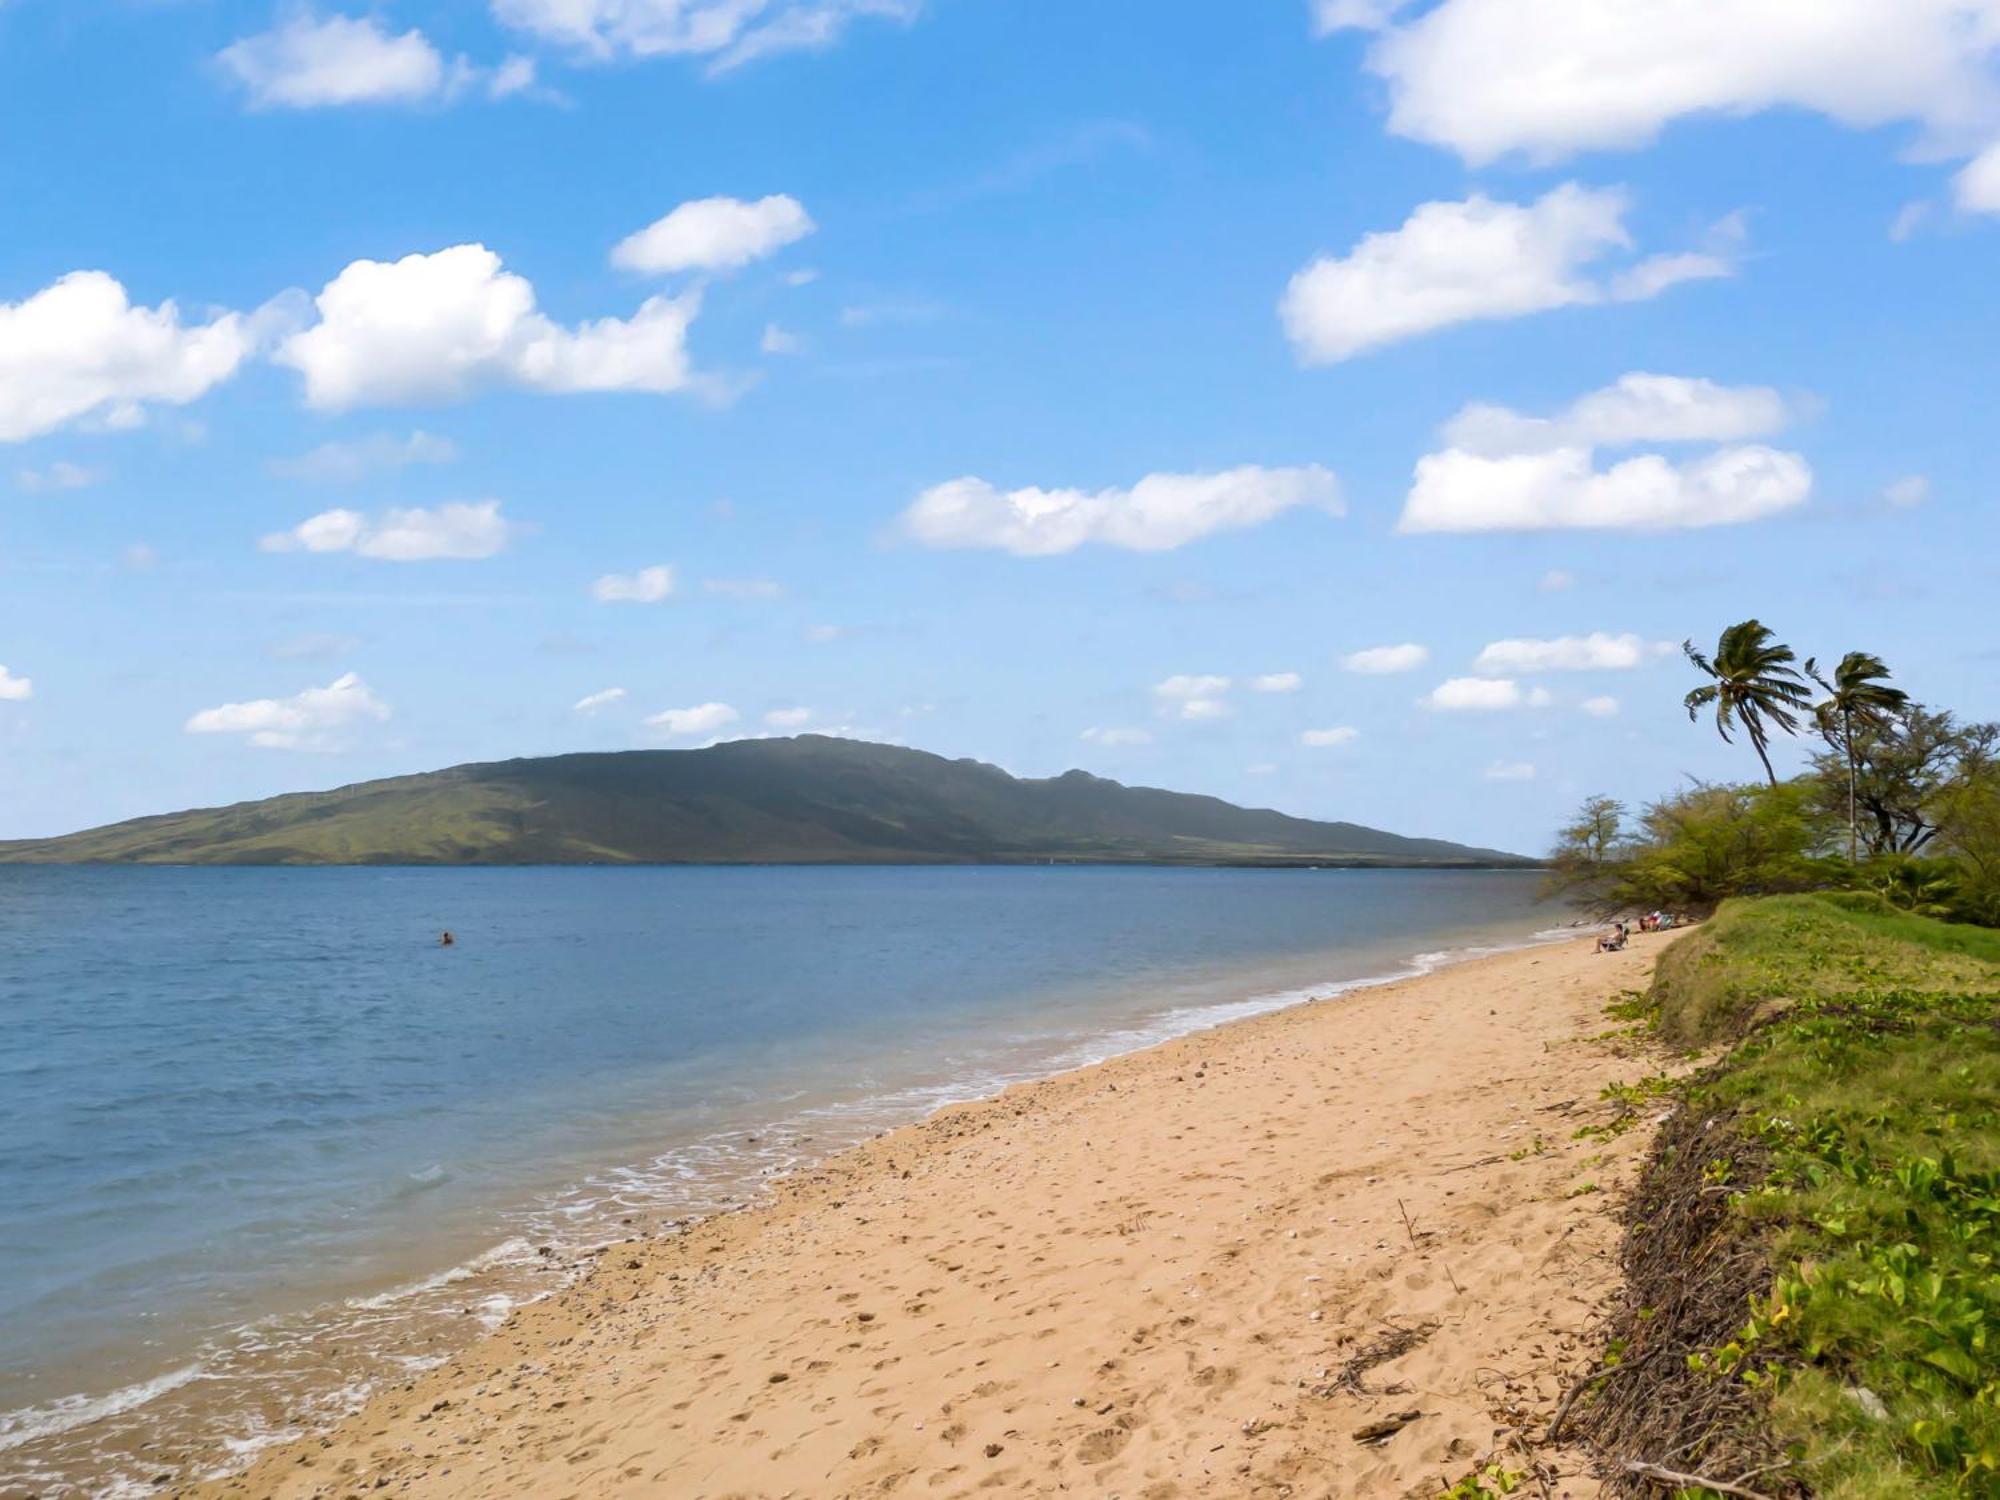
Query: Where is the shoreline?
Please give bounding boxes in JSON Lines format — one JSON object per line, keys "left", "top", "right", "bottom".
{"left": 3, "top": 913, "right": 1572, "bottom": 1497}
{"left": 176, "top": 928, "right": 1683, "bottom": 1499}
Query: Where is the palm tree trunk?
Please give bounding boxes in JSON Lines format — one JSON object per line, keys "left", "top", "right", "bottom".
{"left": 1751, "top": 725, "right": 1778, "bottom": 787}
{"left": 1845, "top": 707, "right": 1859, "bottom": 865}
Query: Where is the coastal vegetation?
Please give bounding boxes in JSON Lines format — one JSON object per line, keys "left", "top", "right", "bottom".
{"left": 0, "top": 734, "right": 1525, "bottom": 867}
{"left": 1548, "top": 621, "right": 2000, "bottom": 927}
{"left": 1578, "top": 896, "right": 1999, "bottom": 1498}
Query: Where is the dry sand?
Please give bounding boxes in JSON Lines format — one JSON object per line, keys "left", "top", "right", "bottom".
{"left": 185, "top": 932, "right": 1684, "bottom": 1500}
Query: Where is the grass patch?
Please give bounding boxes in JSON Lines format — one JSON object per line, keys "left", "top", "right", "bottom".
{"left": 1649, "top": 894, "right": 2000, "bottom": 1048}
{"left": 1579, "top": 895, "right": 2000, "bottom": 1499}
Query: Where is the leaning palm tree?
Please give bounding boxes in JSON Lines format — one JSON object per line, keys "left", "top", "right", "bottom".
{"left": 1806, "top": 650, "right": 1910, "bottom": 863}
{"left": 1683, "top": 620, "right": 1813, "bottom": 787}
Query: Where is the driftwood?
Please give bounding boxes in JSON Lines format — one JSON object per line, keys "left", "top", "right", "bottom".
{"left": 1622, "top": 1458, "right": 1776, "bottom": 1499}
{"left": 1351, "top": 1409, "right": 1423, "bottom": 1444}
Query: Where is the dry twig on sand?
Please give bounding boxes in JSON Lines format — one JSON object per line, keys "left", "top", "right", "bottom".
{"left": 1320, "top": 1321, "right": 1441, "bottom": 1396}
{"left": 1622, "top": 1457, "right": 1776, "bottom": 1498}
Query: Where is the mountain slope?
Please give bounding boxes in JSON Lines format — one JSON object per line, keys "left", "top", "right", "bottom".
{"left": 0, "top": 736, "right": 1528, "bottom": 866}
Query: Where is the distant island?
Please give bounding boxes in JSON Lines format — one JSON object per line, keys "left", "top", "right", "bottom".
{"left": 0, "top": 735, "right": 1527, "bottom": 867}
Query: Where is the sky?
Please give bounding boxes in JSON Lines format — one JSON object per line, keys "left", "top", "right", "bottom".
{"left": 1, "top": 0, "right": 1996, "bottom": 853}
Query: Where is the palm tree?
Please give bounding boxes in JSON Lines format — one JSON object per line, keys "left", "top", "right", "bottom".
{"left": 1807, "top": 650, "right": 1911, "bottom": 863}
{"left": 1683, "top": 620, "right": 1813, "bottom": 788}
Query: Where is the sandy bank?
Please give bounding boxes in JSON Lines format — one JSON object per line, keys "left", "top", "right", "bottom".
{"left": 185, "top": 932, "right": 1684, "bottom": 1499}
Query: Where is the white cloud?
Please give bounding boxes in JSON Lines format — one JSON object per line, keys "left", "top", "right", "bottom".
{"left": 122, "top": 542, "right": 159, "bottom": 572}
{"left": 1883, "top": 474, "right": 1931, "bottom": 508}
{"left": 269, "top": 631, "right": 360, "bottom": 661}
{"left": 613, "top": 195, "right": 815, "bottom": 275}
{"left": 645, "top": 701, "right": 739, "bottom": 738}
{"left": 1334, "top": 0, "right": 2000, "bottom": 167}
{"left": 259, "top": 500, "right": 514, "bottom": 560}
{"left": 1250, "top": 671, "right": 1304, "bottom": 693}
{"left": 1300, "top": 726, "right": 1360, "bottom": 747}
{"left": 592, "top": 564, "right": 676, "bottom": 603}
{"left": 1472, "top": 632, "right": 1667, "bottom": 674}
{"left": 803, "top": 622, "right": 843, "bottom": 643}
{"left": 1399, "top": 443, "right": 1812, "bottom": 533}
{"left": 1537, "top": 568, "right": 1577, "bottom": 593}
{"left": 0, "top": 665, "right": 32, "bottom": 702}
{"left": 573, "top": 687, "right": 628, "bottom": 714}
{"left": 185, "top": 671, "right": 390, "bottom": 751}
{"left": 1153, "top": 674, "right": 1235, "bottom": 722}
{"left": 704, "top": 576, "right": 785, "bottom": 599}
{"left": 219, "top": 12, "right": 452, "bottom": 109}
{"left": 765, "top": 706, "right": 813, "bottom": 728}
{"left": 1341, "top": 642, "right": 1429, "bottom": 674}
{"left": 1154, "top": 674, "right": 1231, "bottom": 700}
{"left": 15, "top": 460, "right": 106, "bottom": 492}
{"left": 760, "top": 322, "right": 805, "bottom": 355}
{"left": 1424, "top": 676, "right": 1530, "bottom": 711}
{"left": 1959, "top": 141, "right": 2000, "bottom": 212}
{"left": 1482, "top": 760, "right": 1537, "bottom": 782}
{"left": 1580, "top": 695, "right": 1621, "bottom": 717}
{"left": 491, "top": 0, "right": 918, "bottom": 70}
{"left": 899, "top": 464, "right": 1340, "bottom": 556}
{"left": 1441, "top": 373, "right": 1793, "bottom": 457}
{"left": 0, "top": 271, "right": 256, "bottom": 442}
{"left": 277, "top": 245, "right": 700, "bottom": 410}
{"left": 1081, "top": 725, "right": 1153, "bottom": 746}
{"left": 268, "top": 430, "right": 457, "bottom": 483}
{"left": 1279, "top": 185, "right": 1733, "bottom": 363}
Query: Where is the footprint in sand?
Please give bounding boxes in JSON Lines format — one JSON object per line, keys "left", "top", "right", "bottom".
{"left": 1074, "top": 1426, "right": 1131, "bottom": 1464}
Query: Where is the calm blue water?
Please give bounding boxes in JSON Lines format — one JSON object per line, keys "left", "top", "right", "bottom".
{"left": 0, "top": 865, "right": 1554, "bottom": 1493}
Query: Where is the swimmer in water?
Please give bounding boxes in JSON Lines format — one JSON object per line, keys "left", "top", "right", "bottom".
{"left": 440, "top": 931, "right": 455, "bottom": 947}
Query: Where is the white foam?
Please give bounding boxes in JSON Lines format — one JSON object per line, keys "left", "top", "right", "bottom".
{"left": 0, "top": 1363, "right": 204, "bottom": 1453}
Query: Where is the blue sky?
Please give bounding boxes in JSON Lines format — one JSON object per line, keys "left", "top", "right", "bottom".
{"left": 1, "top": 0, "right": 1996, "bottom": 852}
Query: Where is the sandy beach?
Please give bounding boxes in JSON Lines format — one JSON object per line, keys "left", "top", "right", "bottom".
{"left": 183, "top": 932, "right": 1679, "bottom": 1500}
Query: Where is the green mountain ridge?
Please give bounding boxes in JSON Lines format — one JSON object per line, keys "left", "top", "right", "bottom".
{"left": 0, "top": 735, "right": 1529, "bottom": 867}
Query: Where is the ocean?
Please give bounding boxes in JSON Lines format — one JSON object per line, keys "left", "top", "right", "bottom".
{"left": 0, "top": 864, "right": 1557, "bottom": 1495}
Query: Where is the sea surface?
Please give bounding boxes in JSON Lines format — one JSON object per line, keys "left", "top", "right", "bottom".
{"left": 0, "top": 865, "right": 1559, "bottom": 1495}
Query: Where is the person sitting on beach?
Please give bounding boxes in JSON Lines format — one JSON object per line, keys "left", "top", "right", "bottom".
{"left": 1596, "top": 926, "right": 1626, "bottom": 953}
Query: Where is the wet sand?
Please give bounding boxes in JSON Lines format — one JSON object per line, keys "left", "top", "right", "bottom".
{"left": 183, "top": 932, "right": 1680, "bottom": 1499}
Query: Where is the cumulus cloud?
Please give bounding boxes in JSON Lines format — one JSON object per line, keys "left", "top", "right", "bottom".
{"left": 765, "top": 706, "right": 813, "bottom": 728}
{"left": 0, "top": 665, "right": 33, "bottom": 701}
{"left": 1441, "top": 373, "right": 1794, "bottom": 457}
{"left": 15, "top": 461, "right": 106, "bottom": 492}
{"left": 591, "top": 565, "right": 676, "bottom": 603}
{"left": 1959, "top": 141, "right": 2000, "bottom": 212}
{"left": 268, "top": 430, "right": 457, "bottom": 483}
{"left": 1279, "top": 185, "right": 1734, "bottom": 363}
{"left": 1081, "top": 725, "right": 1153, "bottom": 746}
{"left": 898, "top": 464, "right": 1340, "bottom": 556}
{"left": 1423, "top": 676, "right": 1548, "bottom": 711}
{"left": 185, "top": 671, "right": 390, "bottom": 751}
{"left": 1400, "top": 444, "right": 1812, "bottom": 533}
{"left": 612, "top": 195, "right": 815, "bottom": 275}
{"left": 573, "top": 687, "right": 628, "bottom": 714}
{"left": 1580, "top": 695, "right": 1621, "bottom": 717}
{"left": 491, "top": 0, "right": 918, "bottom": 71}
{"left": 1154, "top": 674, "right": 1232, "bottom": 721}
{"left": 1341, "top": 642, "right": 1429, "bottom": 674}
{"left": 1330, "top": 0, "right": 2000, "bottom": 167}
{"left": 0, "top": 271, "right": 257, "bottom": 442}
{"left": 645, "top": 701, "right": 739, "bottom": 738}
{"left": 277, "top": 245, "right": 700, "bottom": 410}
{"left": 1482, "top": 761, "right": 1537, "bottom": 782}
{"left": 220, "top": 12, "right": 451, "bottom": 109}
{"left": 1250, "top": 672, "right": 1303, "bottom": 693}
{"left": 1300, "top": 726, "right": 1360, "bottom": 747}
{"left": 1472, "top": 632, "right": 1667, "bottom": 674}
{"left": 259, "top": 500, "right": 514, "bottom": 560}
